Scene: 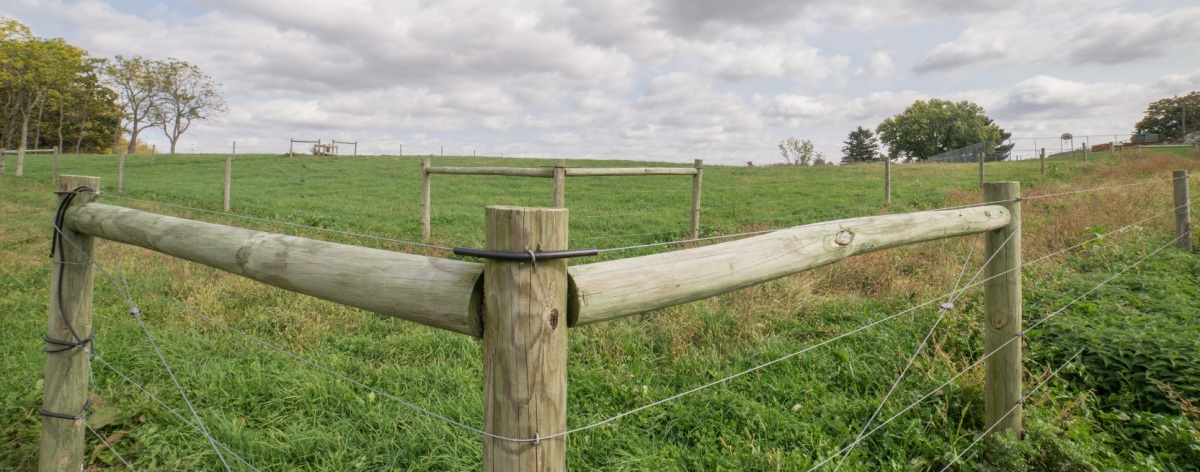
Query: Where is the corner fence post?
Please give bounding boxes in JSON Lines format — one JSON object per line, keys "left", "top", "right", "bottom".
{"left": 1175, "top": 170, "right": 1192, "bottom": 252}
{"left": 40, "top": 175, "right": 100, "bottom": 471}
{"left": 983, "top": 181, "right": 1022, "bottom": 441}
{"left": 483, "top": 206, "right": 568, "bottom": 472}
{"left": 420, "top": 159, "right": 431, "bottom": 240}
{"left": 691, "top": 159, "right": 704, "bottom": 239}
{"left": 553, "top": 159, "right": 566, "bottom": 208}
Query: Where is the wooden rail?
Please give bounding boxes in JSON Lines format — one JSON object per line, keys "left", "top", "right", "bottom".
{"left": 568, "top": 205, "right": 1012, "bottom": 326}
{"left": 65, "top": 202, "right": 484, "bottom": 336}
{"left": 421, "top": 159, "right": 704, "bottom": 240}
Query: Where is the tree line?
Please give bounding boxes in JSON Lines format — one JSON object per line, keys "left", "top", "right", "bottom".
{"left": 1, "top": 17, "right": 225, "bottom": 161}
{"left": 782, "top": 90, "right": 1198, "bottom": 167}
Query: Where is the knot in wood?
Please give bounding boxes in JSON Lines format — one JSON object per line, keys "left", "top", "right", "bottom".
{"left": 549, "top": 308, "right": 559, "bottom": 329}
{"left": 984, "top": 211, "right": 992, "bottom": 217}
{"left": 834, "top": 230, "right": 855, "bottom": 246}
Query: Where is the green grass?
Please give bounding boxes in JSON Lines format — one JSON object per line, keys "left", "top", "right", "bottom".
{"left": 2, "top": 150, "right": 1199, "bottom": 470}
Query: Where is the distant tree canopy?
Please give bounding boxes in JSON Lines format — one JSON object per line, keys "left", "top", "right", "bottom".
{"left": 841, "top": 126, "right": 880, "bottom": 164}
{"left": 0, "top": 18, "right": 121, "bottom": 154}
{"left": 1134, "top": 91, "right": 1200, "bottom": 141}
{"left": 778, "top": 137, "right": 824, "bottom": 166}
{"left": 876, "top": 99, "right": 1011, "bottom": 161}
{"left": 1, "top": 17, "right": 226, "bottom": 156}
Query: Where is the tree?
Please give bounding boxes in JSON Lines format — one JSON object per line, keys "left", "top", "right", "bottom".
{"left": 778, "top": 137, "right": 824, "bottom": 166}
{"left": 104, "top": 55, "right": 164, "bottom": 154}
{"left": 876, "top": 99, "right": 1010, "bottom": 161}
{"left": 1134, "top": 92, "right": 1200, "bottom": 141}
{"left": 0, "top": 18, "right": 90, "bottom": 174}
{"left": 151, "top": 59, "right": 226, "bottom": 153}
{"left": 841, "top": 126, "right": 880, "bottom": 164}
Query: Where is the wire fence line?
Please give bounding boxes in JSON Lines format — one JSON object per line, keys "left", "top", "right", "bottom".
{"left": 39, "top": 173, "right": 1194, "bottom": 467}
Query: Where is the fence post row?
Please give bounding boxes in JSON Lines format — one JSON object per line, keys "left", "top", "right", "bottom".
{"left": 1175, "top": 170, "right": 1192, "bottom": 252}
{"left": 40, "top": 175, "right": 100, "bottom": 471}
{"left": 982, "top": 181, "right": 1023, "bottom": 440}
{"left": 482, "top": 206, "right": 568, "bottom": 471}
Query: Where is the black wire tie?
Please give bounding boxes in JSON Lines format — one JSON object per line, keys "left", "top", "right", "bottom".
{"left": 43, "top": 332, "right": 94, "bottom": 353}
{"left": 39, "top": 398, "right": 93, "bottom": 421}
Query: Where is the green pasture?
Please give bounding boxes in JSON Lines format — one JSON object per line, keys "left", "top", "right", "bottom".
{"left": 2, "top": 149, "right": 1198, "bottom": 470}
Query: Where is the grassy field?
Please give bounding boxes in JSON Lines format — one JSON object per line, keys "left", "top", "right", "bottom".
{"left": 2, "top": 149, "right": 1199, "bottom": 470}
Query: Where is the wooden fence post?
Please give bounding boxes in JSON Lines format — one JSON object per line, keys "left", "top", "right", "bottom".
{"left": 118, "top": 152, "right": 126, "bottom": 192}
{"left": 983, "top": 181, "right": 1022, "bottom": 441}
{"left": 1, "top": 150, "right": 5, "bottom": 175}
{"left": 483, "top": 206, "right": 568, "bottom": 472}
{"left": 224, "top": 155, "right": 233, "bottom": 211}
{"left": 885, "top": 157, "right": 892, "bottom": 204}
{"left": 553, "top": 159, "right": 566, "bottom": 208}
{"left": 1175, "top": 170, "right": 1192, "bottom": 252}
{"left": 1083, "top": 142, "right": 1088, "bottom": 162}
{"left": 978, "top": 152, "right": 985, "bottom": 188}
{"left": 691, "top": 159, "right": 704, "bottom": 239}
{"left": 52, "top": 146, "right": 59, "bottom": 186}
{"left": 40, "top": 175, "right": 100, "bottom": 471}
{"left": 1039, "top": 148, "right": 1045, "bottom": 178}
{"left": 420, "top": 159, "right": 431, "bottom": 240}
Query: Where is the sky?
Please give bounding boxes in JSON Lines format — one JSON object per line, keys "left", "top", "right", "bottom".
{"left": 4, "top": 0, "right": 1199, "bottom": 164}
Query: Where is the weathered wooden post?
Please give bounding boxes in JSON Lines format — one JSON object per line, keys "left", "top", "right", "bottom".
{"left": 1, "top": 150, "right": 6, "bottom": 175}
{"left": 40, "top": 175, "right": 100, "bottom": 471}
{"left": 118, "top": 152, "right": 126, "bottom": 192}
{"left": 1175, "top": 170, "right": 1192, "bottom": 252}
{"left": 52, "top": 146, "right": 59, "bottom": 186}
{"left": 482, "top": 206, "right": 568, "bottom": 471}
{"left": 1083, "top": 142, "right": 1088, "bottom": 162}
{"left": 16, "top": 146, "right": 25, "bottom": 176}
{"left": 421, "top": 159, "right": 431, "bottom": 240}
{"left": 553, "top": 159, "right": 566, "bottom": 208}
{"left": 978, "top": 152, "right": 985, "bottom": 188}
{"left": 691, "top": 159, "right": 704, "bottom": 239}
{"left": 885, "top": 157, "right": 892, "bottom": 204}
{"left": 982, "top": 181, "right": 1022, "bottom": 440}
{"left": 224, "top": 154, "right": 233, "bottom": 212}
{"left": 1039, "top": 148, "right": 1045, "bottom": 178}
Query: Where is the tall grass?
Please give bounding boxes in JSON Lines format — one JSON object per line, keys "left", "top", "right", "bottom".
{"left": 2, "top": 149, "right": 1198, "bottom": 470}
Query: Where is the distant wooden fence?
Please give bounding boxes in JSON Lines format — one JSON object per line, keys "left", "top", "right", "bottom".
{"left": 40, "top": 168, "right": 1195, "bottom": 470}
{"left": 420, "top": 158, "right": 705, "bottom": 240}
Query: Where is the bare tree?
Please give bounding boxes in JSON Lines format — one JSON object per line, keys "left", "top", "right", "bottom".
{"left": 152, "top": 59, "right": 226, "bottom": 154}
{"left": 104, "top": 55, "right": 162, "bottom": 154}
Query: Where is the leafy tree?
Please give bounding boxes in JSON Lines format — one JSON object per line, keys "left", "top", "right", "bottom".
{"left": 1134, "top": 92, "right": 1200, "bottom": 141}
{"left": 152, "top": 58, "right": 226, "bottom": 154}
{"left": 777, "top": 137, "right": 824, "bottom": 166}
{"left": 841, "top": 126, "right": 880, "bottom": 164}
{"left": 104, "top": 55, "right": 163, "bottom": 154}
{"left": 0, "top": 18, "right": 93, "bottom": 174}
{"left": 876, "top": 99, "right": 1010, "bottom": 161}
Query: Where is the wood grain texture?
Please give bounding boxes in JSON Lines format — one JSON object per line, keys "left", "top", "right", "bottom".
{"left": 983, "top": 182, "right": 1022, "bottom": 439}
{"left": 40, "top": 176, "right": 100, "bottom": 471}
{"left": 568, "top": 205, "right": 1011, "bottom": 326}
{"left": 65, "top": 202, "right": 484, "bottom": 337}
{"left": 483, "top": 206, "right": 568, "bottom": 472}
{"left": 1174, "top": 171, "right": 1192, "bottom": 252}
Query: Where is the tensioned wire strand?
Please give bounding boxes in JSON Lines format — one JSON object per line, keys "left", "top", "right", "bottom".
{"left": 86, "top": 422, "right": 137, "bottom": 472}
{"left": 92, "top": 356, "right": 260, "bottom": 471}
{"left": 51, "top": 221, "right": 234, "bottom": 470}
{"left": 806, "top": 232, "right": 1186, "bottom": 470}
{"left": 56, "top": 188, "right": 1196, "bottom": 445}
{"left": 937, "top": 349, "right": 1086, "bottom": 472}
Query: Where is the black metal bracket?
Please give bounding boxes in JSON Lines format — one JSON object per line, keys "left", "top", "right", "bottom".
{"left": 452, "top": 247, "right": 598, "bottom": 262}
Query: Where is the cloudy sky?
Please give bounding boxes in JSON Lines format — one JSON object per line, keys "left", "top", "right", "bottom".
{"left": 5, "top": 0, "right": 1199, "bottom": 164}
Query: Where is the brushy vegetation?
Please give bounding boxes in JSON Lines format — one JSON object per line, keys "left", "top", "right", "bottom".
{"left": 1, "top": 149, "right": 1198, "bottom": 470}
